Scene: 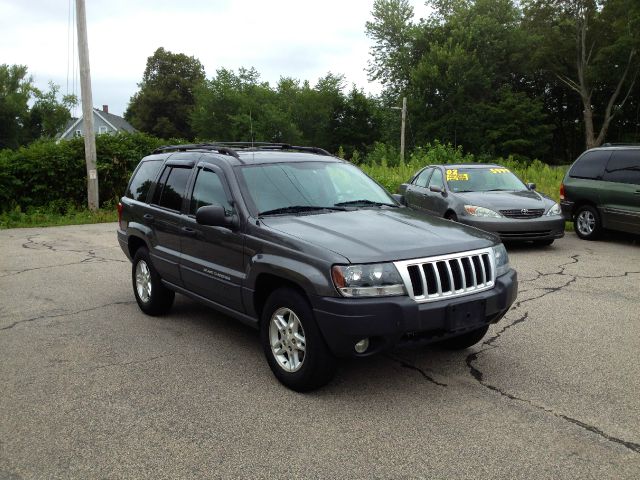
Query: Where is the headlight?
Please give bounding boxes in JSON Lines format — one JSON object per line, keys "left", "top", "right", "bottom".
{"left": 331, "top": 263, "right": 406, "bottom": 297}
{"left": 464, "top": 205, "right": 501, "bottom": 218}
{"left": 546, "top": 203, "right": 561, "bottom": 216}
{"left": 492, "top": 244, "right": 510, "bottom": 277}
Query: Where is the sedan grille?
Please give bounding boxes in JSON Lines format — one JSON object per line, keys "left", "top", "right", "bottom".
{"left": 394, "top": 248, "right": 495, "bottom": 303}
{"left": 499, "top": 208, "right": 545, "bottom": 219}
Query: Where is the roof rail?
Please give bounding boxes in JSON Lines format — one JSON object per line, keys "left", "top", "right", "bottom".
{"left": 215, "top": 142, "right": 332, "bottom": 156}
{"left": 601, "top": 142, "right": 640, "bottom": 147}
{"left": 152, "top": 143, "right": 240, "bottom": 159}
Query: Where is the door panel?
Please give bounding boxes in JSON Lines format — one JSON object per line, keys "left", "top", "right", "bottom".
{"left": 179, "top": 167, "right": 245, "bottom": 311}
{"left": 600, "top": 151, "right": 640, "bottom": 234}
{"left": 422, "top": 168, "right": 449, "bottom": 216}
{"left": 405, "top": 167, "right": 433, "bottom": 212}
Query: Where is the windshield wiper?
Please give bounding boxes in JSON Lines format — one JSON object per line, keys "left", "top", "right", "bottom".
{"left": 258, "top": 205, "right": 346, "bottom": 217}
{"left": 334, "top": 199, "right": 398, "bottom": 208}
{"left": 485, "top": 188, "right": 511, "bottom": 192}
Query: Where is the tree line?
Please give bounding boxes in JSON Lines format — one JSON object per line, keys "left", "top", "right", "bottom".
{"left": 2, "top": 0, "right": 638, "bottom": 164}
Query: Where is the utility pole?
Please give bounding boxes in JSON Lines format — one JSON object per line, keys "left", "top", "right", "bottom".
{"left": 391, "top": 97, "right": 407, "bottom": 163}
{"left": 400, "top": 96, "right": 406, "bottom": 163}
{"left": 76, "top": 0, "right": 99, "bottom": 211}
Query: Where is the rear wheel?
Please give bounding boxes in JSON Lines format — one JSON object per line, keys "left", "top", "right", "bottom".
{"left": 260, "top": 288, "right": 336, "bottom": 391}
{"left": 132, "top": 247, "right": 175, "bottom": 315}
{"left": 438, "top": 325, "right": 489, "bottom": 350}
{"left": 574, "top": 205, "right": 602, "bottom": 240}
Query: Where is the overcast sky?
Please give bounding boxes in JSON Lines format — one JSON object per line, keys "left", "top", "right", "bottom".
{"left": 1, "top": 0, "right": 431, "bottom": 117}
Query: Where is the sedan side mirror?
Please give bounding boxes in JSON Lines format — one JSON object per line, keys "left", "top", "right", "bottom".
{"left": 526, "top": 183, "right": 536, "bottom": 190}
{"left": 196, "top": 205, "right": 236, "bottom": 229}
{"left": 429, "top": 185, "right": 446, "bottom": 196}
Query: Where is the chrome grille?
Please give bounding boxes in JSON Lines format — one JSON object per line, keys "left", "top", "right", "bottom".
{"left": 499, "top": 208, "right": 545, "bottom": 219}
{"left": 394, "top": 248, "right": 495, "bottom": 303}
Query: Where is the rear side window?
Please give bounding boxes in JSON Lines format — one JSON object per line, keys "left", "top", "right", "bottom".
{"left": 125, "top": 160, "right": 162, "bottom": 201}
{"left": 153, "top": 166, "right": 192, "bottom": 211}
{"left": 413, "top": 168, "right": 433, "bottom": 187}
{"left": 569, "top": 150, "right": 610, "bottom": 179}
{"left": 602, "top": 150, "right": 640, "bottom": 185}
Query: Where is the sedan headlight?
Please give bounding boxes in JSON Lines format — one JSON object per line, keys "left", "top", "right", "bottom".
{"left": 492, "top": 243, "right": 510, "bottom": 277}
{"left": 331, "top": 263, "right": 406, "bottom": 297}
{"left": 546, "top": 203, "right": 561, "bottom": 216}
{"left": 464, "top": 205, "right": 501, "bottom": 218}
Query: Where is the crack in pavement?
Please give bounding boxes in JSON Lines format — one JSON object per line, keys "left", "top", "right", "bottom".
{"left": 385, "top": 353, "right": 448, "bottom": 387}
{"left": 0, "top": 301, "right": 135, "bottom": 332}
{"left": 1, "top": 235, "right": 127, "bottom": 278}
{"left": 465, "top": 253, "right": 640, "bottom": 454}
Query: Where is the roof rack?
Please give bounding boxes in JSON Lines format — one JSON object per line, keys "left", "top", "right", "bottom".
{"left": 215, "top": 142, "right": 332, "bottom": 156}
{"left": 152, "top": 143, "right": 241, "bottom": 159}
{"left": 601, "top": 143, "right": 640, "bottom": 147}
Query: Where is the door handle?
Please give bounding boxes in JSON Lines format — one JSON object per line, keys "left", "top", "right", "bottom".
{"left": 634, "top": 190, "right": 640, "bottom": 195}
{"left": 181, "top": 226, "right": 197, "bottom": 237}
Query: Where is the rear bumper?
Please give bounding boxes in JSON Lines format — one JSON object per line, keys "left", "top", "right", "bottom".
{"left": 311, "top": 270, "right": 517, "bottom": 357}
{"left": 460, "top": 215, "right": 565, "bottom": 241}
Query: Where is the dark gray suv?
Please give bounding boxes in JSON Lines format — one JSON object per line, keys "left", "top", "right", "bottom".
{"left": 117, "top": 144, "right": 518, "bottom": 391}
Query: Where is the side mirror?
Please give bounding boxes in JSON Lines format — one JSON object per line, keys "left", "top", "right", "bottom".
{"left": 196, "top": 205, "right": 235, "bottom": 228}
{"left": 392, "top": 193, "right": 405, "bottom": 205}
{"left": 429, "top": 185, "right": 446, "bottom": 195}
{"left": 526, "top": 183, "right": 536, "bottom": 190}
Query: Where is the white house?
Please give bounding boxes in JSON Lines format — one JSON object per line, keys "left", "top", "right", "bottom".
{"left": 57, "top": 105, "right": 136, "bottom": 141}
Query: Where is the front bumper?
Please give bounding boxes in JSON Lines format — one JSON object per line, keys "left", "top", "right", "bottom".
{"left": 311, "top": 270, "right": 517, "bottom": 357}
{"left": 459, "top": 215, "right": 565, "bottom": 241}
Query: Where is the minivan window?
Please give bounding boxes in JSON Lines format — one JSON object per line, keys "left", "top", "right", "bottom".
{"left": 155, "top": 166, "right": 192, "bottom": 211}
{"left": 125, "top": 160, "right": 162, "bottom": 201}
{"left": 190, "top": 169, "right": 232, "bottom": 215}
{"left": 569, "top": 150, "right": 610, "bottom": 179}
{"left": 602, "top": 150, "right": 640, "bottom": 185}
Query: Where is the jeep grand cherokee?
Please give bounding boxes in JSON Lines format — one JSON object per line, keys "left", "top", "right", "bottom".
{"left": 117, "top": 143, "right": 518, "bottom": 391}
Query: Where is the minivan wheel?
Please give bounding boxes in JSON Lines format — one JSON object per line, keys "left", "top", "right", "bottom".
{"left": 438, "top": 325, "right": 489, "bottom": 350}
{"left": 132, "top": 247, "right": 175, "bottom": 315}
{"left": 574, "top": 205, "right": 602, "bottom": 240}
{"left": 260, "top": 288, "right": 336, "bottom": 391}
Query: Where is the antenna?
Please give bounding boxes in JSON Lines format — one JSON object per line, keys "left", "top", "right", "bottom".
{"left": 249, "top": 109, "right": 254, "bottom": 148}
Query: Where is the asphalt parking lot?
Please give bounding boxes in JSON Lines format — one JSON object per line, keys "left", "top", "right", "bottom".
{"left": 1, "top": 223, "right": 639, "bottom": 479}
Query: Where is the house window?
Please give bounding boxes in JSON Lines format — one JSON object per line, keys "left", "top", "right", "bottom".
{"left": 98, "top": 126, "right": 108, "bottom": 134}
{"left": 74, "top": 130, "right": 82, "bottom": 137}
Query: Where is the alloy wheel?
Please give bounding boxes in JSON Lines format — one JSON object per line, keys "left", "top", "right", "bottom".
{"left": 269, "top": 307, "right": 306, "bottom": 372}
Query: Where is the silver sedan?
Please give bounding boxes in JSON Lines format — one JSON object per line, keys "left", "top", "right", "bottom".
{"left": 398, "top": 164, "right": 565, "bottom": 245}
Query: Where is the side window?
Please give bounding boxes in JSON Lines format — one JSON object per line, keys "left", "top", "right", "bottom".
{"left": 125, "top": 160, "right": 162, "bottom": 201}
{"left": 428, "top": 168, "right": 444, "bottom": 189}
{"left": 569, "top": 150, "right": 610, "bottom": 179}
{"left": 413, "top": 168, "right": 433, "bottom": 188}
{"left": 154, "top": 166, "right": 192, "bottom": 211}
{"left": 189, "top": 169, "right": 233, "bottom": 215}
{"left": 602, "top": 150, "right": 640, "bottom": 185}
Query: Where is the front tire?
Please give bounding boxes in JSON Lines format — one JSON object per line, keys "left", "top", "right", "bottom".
{"left": 438, "top": 325, "right": 489, "bottom": 350}
{"left": 574, "top": 205, "right": 602, "bottom": 240}
{"left": 132, "top": 247, "right": 175, "bottom": 315}
{"left": 260, "top": 288, "right": 336, "bottom": 391}
{"left": 445, "top": 211, "right": 458, "bottom": 222}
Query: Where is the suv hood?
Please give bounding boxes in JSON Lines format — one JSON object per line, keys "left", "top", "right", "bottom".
{"left": 455, "top": 190, "right": 552, "bottom": 210}
{"left": 260, "top": 208, "right": 497, "bottom": 264}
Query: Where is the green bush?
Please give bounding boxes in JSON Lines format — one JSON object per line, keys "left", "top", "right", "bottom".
{"left": 0, "top": 132, "right": 177, "bottom": 212}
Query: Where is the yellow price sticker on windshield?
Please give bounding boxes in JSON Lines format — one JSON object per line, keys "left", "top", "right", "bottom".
{"left": 489, "top": 168, "right": 510, "bottom": 174}
{"left": 446, "top": 169, "right": 469, "bottom": 181}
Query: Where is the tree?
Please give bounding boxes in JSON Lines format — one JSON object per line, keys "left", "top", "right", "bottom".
{"left": 0, "top": 64, "right": 32, "bottom": 149}
{"left": 523, "top": 0, "right": 640, "bottom": 149}
{"left": 125, "top": 47, "right": 205, "bottom": 139}
{"left": 26, "top": 83, "right": 76, "bottom": 140}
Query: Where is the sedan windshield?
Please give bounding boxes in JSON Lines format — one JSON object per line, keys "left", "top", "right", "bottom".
{"left": 445, "top": 167, "right": 527, "bottom": 193}
{"left": 239, "top": 162, "right": 396, "bottom": 215}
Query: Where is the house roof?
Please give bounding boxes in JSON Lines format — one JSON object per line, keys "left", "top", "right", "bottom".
{"left": 57, "top": 108, "right": 136, "bottom": 139}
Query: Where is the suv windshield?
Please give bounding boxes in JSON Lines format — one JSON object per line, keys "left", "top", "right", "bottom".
{"left": 446, "top": 167, "right": 527, "bottom": 193}
{"left": 239, "top": 161, "right": 396, "bottom": 215}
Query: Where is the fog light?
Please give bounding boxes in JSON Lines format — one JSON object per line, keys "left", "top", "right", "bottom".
{"left": 354, "top": 338, "right": 370, "bottom": 353}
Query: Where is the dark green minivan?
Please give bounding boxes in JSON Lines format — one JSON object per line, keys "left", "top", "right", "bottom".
{"left": 560, "top": 145, "right": 640, "bottom": 239}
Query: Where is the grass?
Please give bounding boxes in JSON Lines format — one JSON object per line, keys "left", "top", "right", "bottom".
{"left": 0, "top": 206, "right": 117, "bottom": 229}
